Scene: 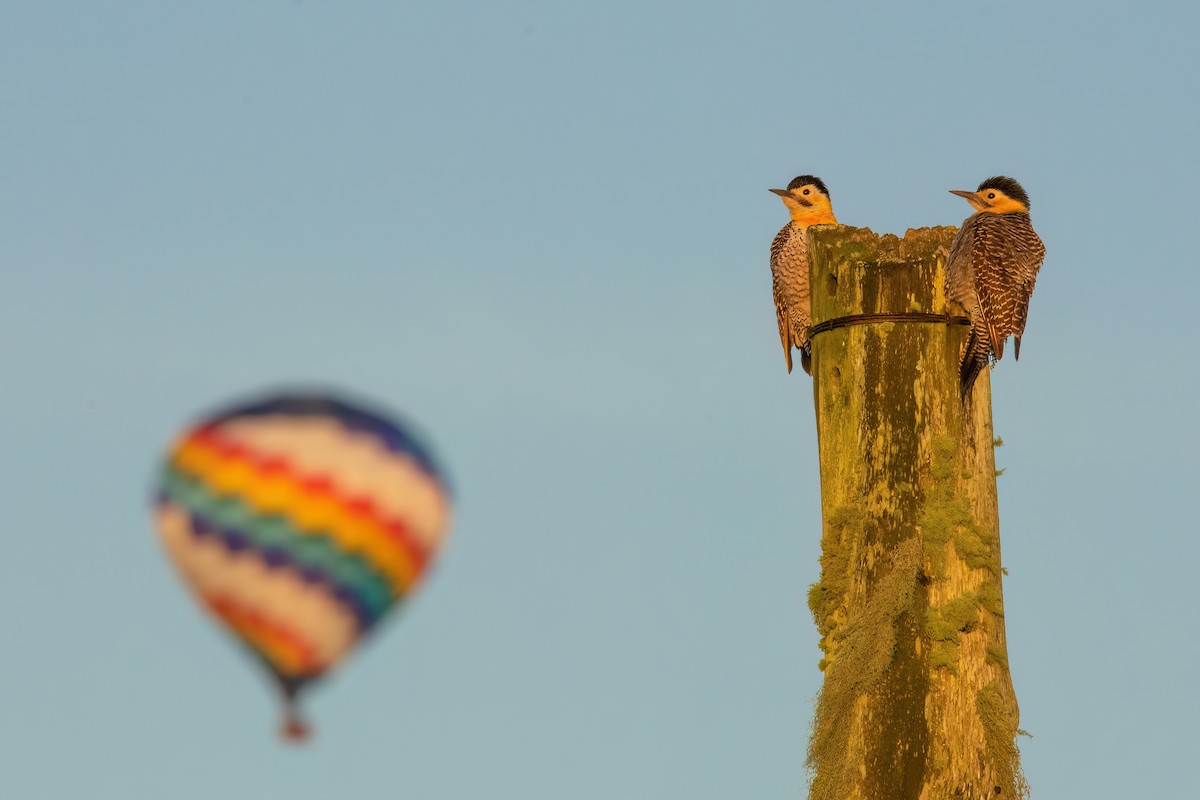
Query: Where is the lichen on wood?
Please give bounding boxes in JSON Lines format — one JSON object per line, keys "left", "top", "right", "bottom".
{"left": 803, "top": 225, "right": 1027, "bottom": 800}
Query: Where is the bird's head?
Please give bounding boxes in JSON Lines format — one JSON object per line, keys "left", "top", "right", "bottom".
{"left": 770, "top": 175, "right": 837, "bottom": 224}
{"left": 949, "top": 176, "right": 1030, "bottom": 215}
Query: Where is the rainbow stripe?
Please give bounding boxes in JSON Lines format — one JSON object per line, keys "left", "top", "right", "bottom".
{"left": 154, "top": 392, "right": 451, "bottom": 686}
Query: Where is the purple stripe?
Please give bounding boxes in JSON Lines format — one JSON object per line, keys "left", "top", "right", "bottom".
{"left": 183, "top": 509, "right": 376, "bottom": 630}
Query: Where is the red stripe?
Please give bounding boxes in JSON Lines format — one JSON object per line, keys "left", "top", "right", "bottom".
{"left": 181, "top": 427, "right": 431, "bottom": 573}
{"left": 206, "top": 595, "right": 323, "bottom": 676}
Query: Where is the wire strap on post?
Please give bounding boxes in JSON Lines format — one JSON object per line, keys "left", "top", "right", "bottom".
{"left": 808, "top": 312, "right": 969, "bottom": 339}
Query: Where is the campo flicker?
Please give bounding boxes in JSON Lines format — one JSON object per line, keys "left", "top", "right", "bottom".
{"left": 945, "top": 176, "right": 1046, "bottom": 395}
{"left": 769, "top": 175, "right": 838, "bottom": 375}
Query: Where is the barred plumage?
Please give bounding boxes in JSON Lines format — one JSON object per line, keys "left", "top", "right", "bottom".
{"left": 771, "top": 222, "right": 814, "bottom": 374}
{"left": 946, "top": 177, "right": 1046, "bottom": 396}
{"left": 769, "top": 175, "right": 837, "bottom": 375}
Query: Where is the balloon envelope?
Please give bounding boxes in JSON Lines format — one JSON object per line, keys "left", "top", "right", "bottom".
{"left": 152, "top": 391, "right": 451, "bottom": 740}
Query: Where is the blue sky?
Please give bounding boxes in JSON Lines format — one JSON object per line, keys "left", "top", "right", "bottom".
{"left": 2, "top": 2, "right": 1197, "bottom": 797}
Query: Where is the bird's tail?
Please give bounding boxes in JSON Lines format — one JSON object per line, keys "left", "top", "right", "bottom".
{"left": 959, "top": 327, "right": 991, "bottom": 401}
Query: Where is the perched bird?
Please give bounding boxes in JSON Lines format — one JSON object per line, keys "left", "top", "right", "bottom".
{"left": 945, "top": 176, "right": 1046, "bottom": 396}
{"left": 769, "top": 175, "right": 838, "bottom": 374}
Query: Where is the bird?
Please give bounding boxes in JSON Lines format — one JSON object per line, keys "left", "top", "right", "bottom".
{"left": 945, "top": 176, "right": 1046, "bottom": 396}
{"left": 769, "top": 175, "right": 838, "bottom": 375}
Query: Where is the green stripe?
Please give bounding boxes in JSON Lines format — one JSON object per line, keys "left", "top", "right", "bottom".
{"left": 159, "top": 466, "right": 398, "bottom": 619}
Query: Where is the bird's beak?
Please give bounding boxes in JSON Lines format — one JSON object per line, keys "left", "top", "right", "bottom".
{"left": 769, "top": 188, "right": 790, "bottom": 197}
{"left": 949, "top": 189, "right": 988, "bottom": 207}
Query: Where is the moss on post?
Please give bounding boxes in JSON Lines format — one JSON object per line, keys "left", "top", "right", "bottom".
{"left": 804, "top": 226, "right": 1026, "bottom": 800}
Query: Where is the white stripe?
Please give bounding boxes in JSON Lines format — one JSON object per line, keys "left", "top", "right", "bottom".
{"left": 213, "top": 415, "right": 451, "bottom": 550}
{"left": 157, "top": 504, "right": 358, "bottom": 668}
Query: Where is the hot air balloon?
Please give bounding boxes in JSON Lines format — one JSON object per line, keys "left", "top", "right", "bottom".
{"left": 152, "top": 391, "right": 452, "bottom": 741}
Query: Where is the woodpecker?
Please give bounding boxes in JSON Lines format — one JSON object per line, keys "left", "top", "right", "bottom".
{"left": 945, "top": 176, "right": 1046, "bottom": 396}
{"left": 769, "top": 175, "right": 838, "bottom": 374}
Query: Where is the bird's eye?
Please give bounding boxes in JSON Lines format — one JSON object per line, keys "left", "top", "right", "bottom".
{"left": 987, "top": 193, "right": 996, "bottom": 200}
{"left": 803, "top": 189, "right": 811, "bottom": 195}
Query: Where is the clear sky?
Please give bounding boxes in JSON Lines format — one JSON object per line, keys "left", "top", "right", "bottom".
{"left": 2, "top": 1, "right": 1197, "bottom": 797}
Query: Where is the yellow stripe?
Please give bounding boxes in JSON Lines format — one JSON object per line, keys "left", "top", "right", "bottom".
{"left": 171, "top": 439, "right": 420, "bottom": 592}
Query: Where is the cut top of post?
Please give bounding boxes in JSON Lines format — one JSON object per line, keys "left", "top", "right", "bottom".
{"left": 807, "top": 225, "right": 962, "bottom": 329}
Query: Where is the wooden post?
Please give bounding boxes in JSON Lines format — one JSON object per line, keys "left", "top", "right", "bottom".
{"left": 803, "top": 226, "right": 1027, "bottom": 800}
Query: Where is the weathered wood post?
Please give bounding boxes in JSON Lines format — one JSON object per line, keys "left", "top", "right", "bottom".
{"left": 803, "top": 226, "right": 1027, "bottom": 800}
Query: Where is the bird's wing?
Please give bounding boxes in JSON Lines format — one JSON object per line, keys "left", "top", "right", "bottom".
{"left": 1011, "top": 223, "right": 1046, "bottom": 360}
{"left": 947, "top": 215, "right": 1006, "bottom": 358}
{"left": 770, "top": 225, "right": 795, "bottom": 373}
{"left": 967, "top": 214, "right": 1029, "bottom": 362}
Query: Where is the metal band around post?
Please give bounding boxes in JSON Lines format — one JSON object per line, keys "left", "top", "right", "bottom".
{"left": 807, "top": 312, "right": 970, "bottom": 339}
